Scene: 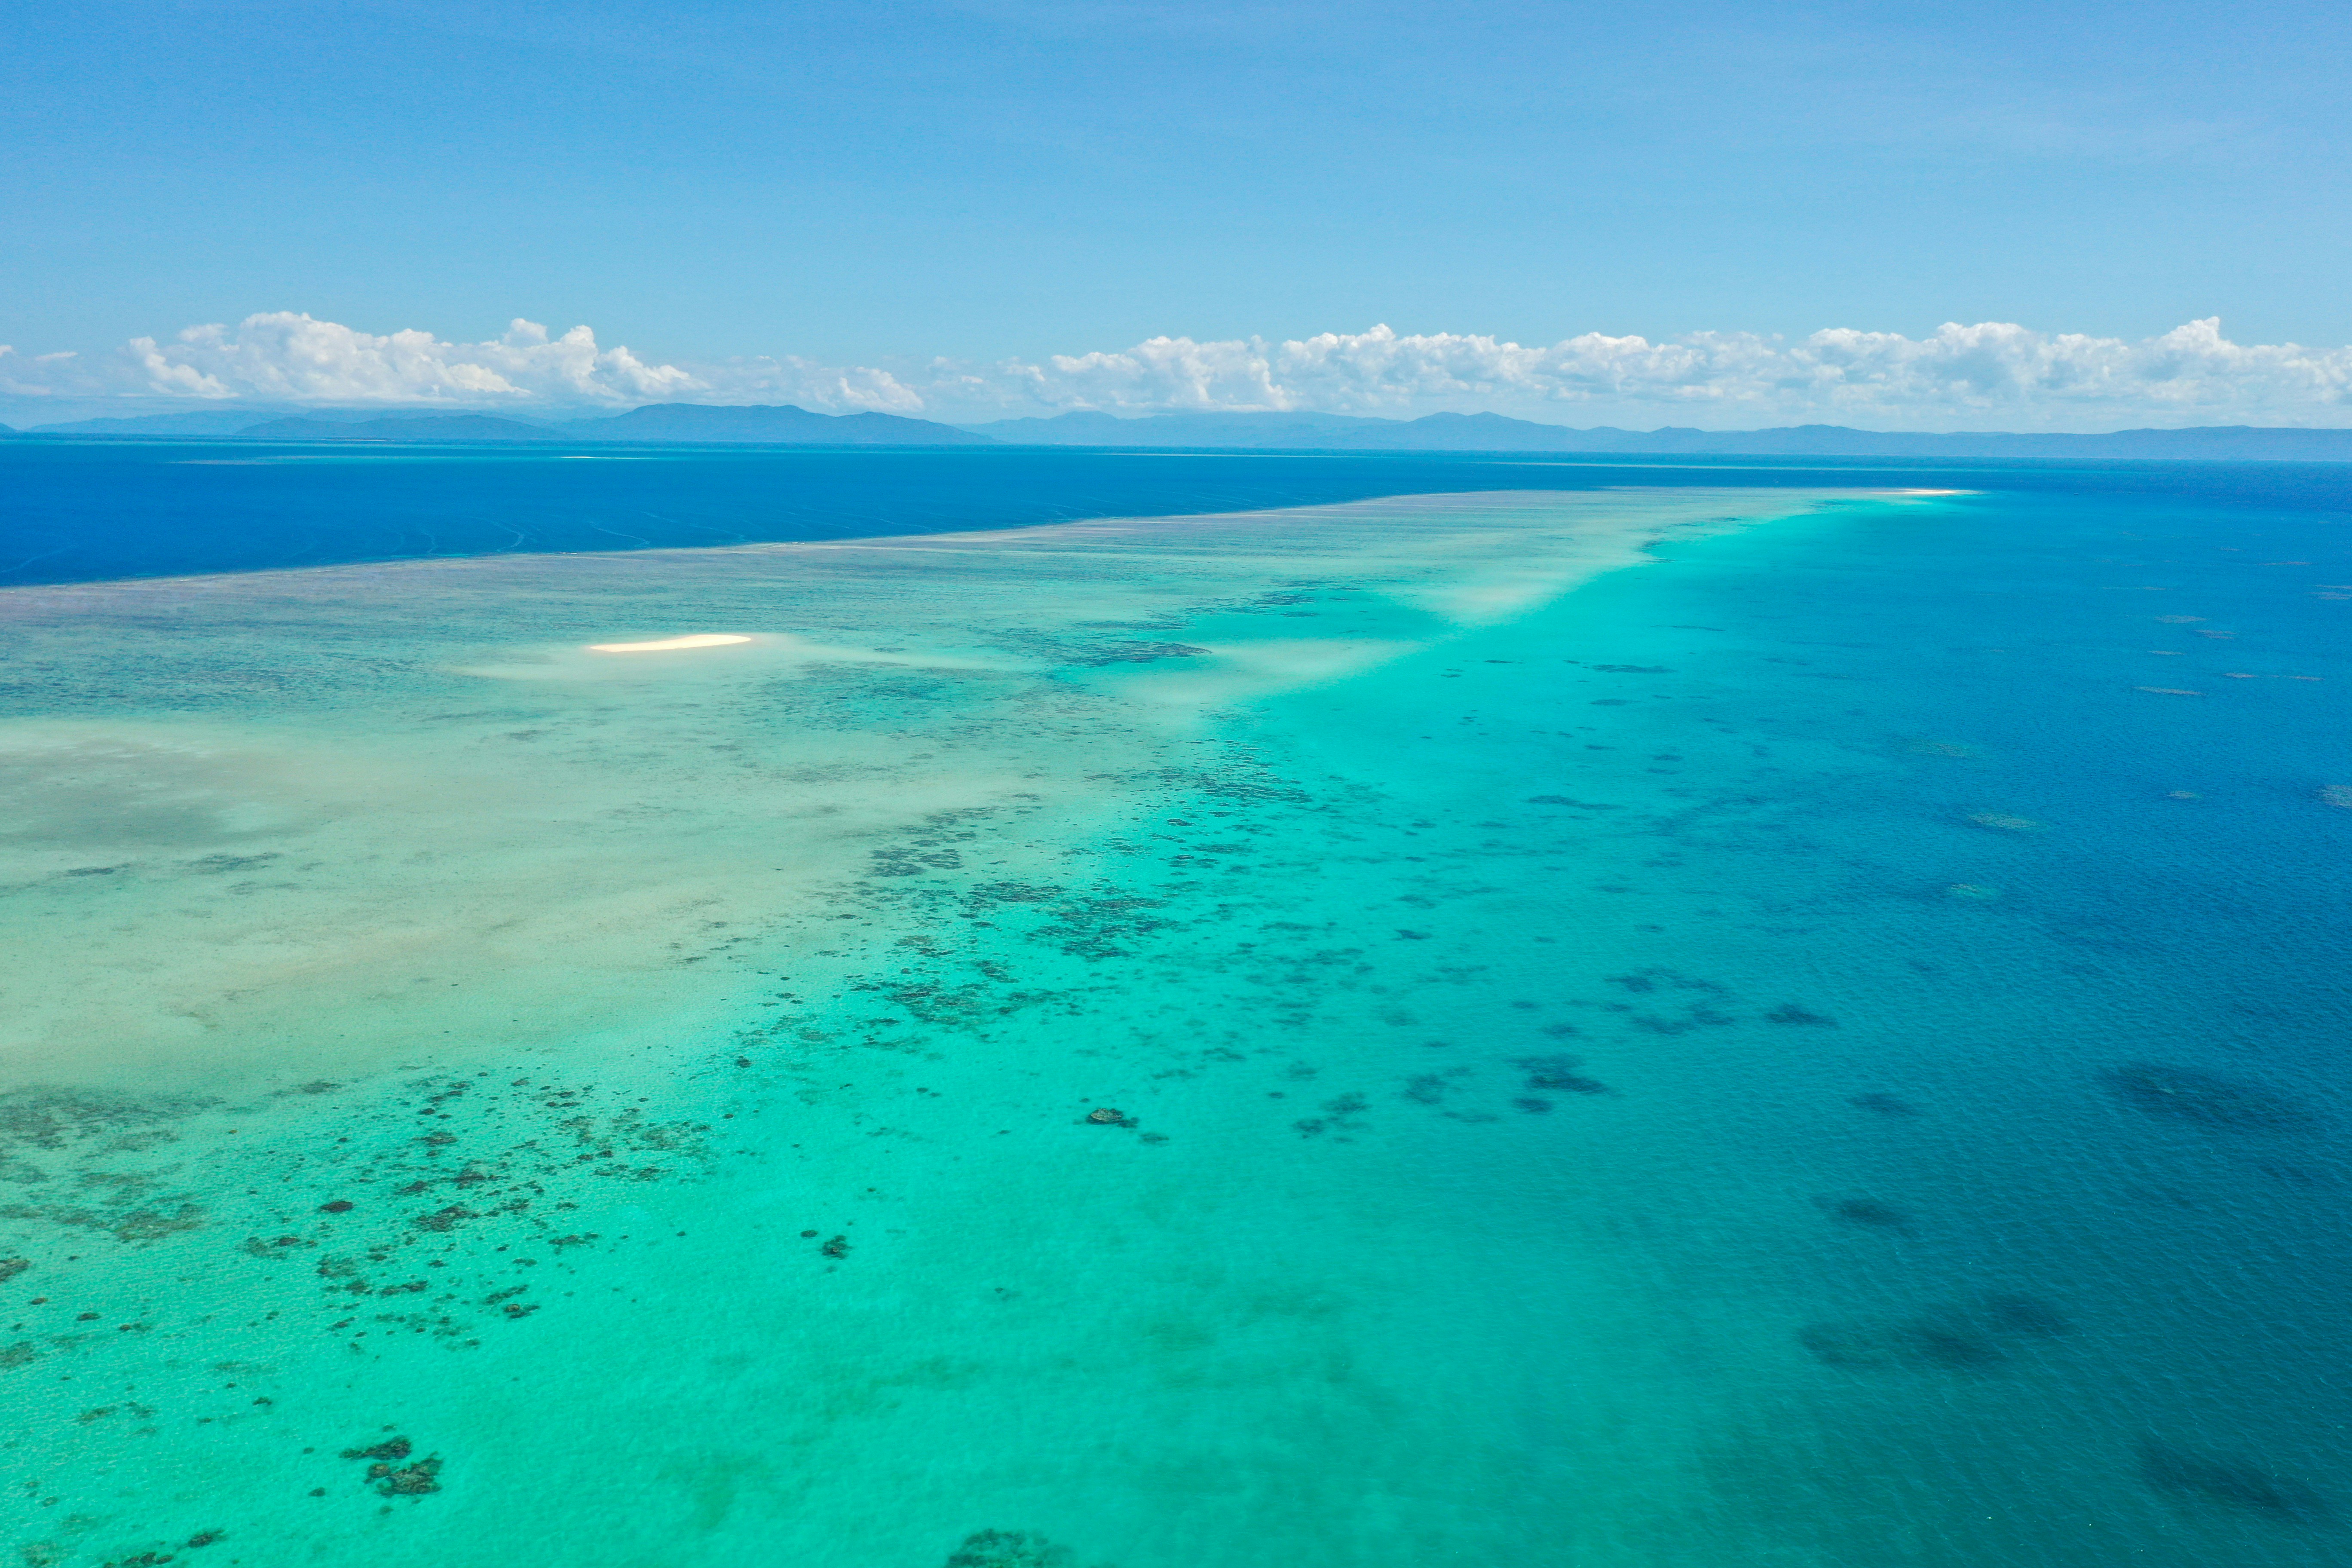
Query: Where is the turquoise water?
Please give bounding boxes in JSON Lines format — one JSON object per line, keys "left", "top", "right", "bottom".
{"left": 1, "top": 461, "right": 2348, "bottom": 1566}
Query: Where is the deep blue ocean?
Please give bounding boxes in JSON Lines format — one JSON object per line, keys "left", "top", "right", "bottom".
{"left": 1, "top": 440, "right": 2347, "bottom": 1567}
{"left": 8, "top": 437, "right": 2352, "bottom": 587}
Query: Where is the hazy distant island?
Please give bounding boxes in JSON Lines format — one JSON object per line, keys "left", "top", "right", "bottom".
{"left": 12, "top": 402, "right": 2352, "bottom": 460}
{"left": 968, "top": 409, "right": 2352, "bottom": 460}
{"left": 233, "top": 404, "right": 998, "bottom": 445}
{"left": 26, "top": 404, "right": 992, "bottom": 446}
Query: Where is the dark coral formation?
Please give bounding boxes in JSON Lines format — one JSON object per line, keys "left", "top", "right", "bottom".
{"left": 338, "top": 1434, "right": 443, "bottom": 1497}
{"left": 0, "top": 1087, "right": 214, "bottom": 1153}
{"left": 2138, "top": 1442, "right": 2331, "bottom": 1520}
{"left": 339, "top": 1436, "right": 411, "bottom": 1461}
{"left": 1818, "top": 1197, "right": 1912, "bottom": 1231}
{"left": 1294, "top": 1091, "right": 1371, "bottom": 1140}
{"left": 1063, "top": 642, "right": 1208, "bottom": 667}
{"left": 1800, "top": 1317, "right": 2004, "bottom": 1371}
{"left": 1513, "top": 1056, "right": 1610, "bottom": 1096}
{"left": 2101, "top": 1063, "right": 2318, "bottom": 1134}
{"left": 1799, "top": 1293, "right": 2073, "bottom": 1373}
{"left": 370, "top": 1457, "right": 444, "bottom": 1496}
{"left": 943, "top": 1530, "right": 1079, "bottom": 1567}
{"left": 0, "top": 1063, "right": 716, "bottom": 1393}
{"left": 0, "top": 1090, "right": 217, "bottom": 1249}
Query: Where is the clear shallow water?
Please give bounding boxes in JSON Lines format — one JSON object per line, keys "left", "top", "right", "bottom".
{"left": 0, "top": 460, "right": 2348, "bottom": 1567}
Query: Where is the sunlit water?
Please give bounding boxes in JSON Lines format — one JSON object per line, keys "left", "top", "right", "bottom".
{"left": 2, "top": 461, "right": 2347, "bottom": 1568}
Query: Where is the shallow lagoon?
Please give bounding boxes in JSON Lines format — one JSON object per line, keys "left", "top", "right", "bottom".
{"left": 3, "top": 472, "right": 2349, "bottom": 1567}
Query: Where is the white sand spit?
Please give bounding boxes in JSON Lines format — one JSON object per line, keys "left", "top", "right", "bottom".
{"left": 588, "top": 633, "right": 753, "bottom": 652}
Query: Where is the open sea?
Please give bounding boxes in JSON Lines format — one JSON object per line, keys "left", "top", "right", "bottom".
{"left": 1, "top": 440, "right": 2347, "bottom": 1567}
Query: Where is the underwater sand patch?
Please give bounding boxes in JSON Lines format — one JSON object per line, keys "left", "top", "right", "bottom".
{"left": 0, "top": 725, "right": 321, "bottom": 854}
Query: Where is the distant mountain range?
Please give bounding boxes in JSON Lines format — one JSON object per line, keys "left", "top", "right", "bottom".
{"left": 10, "top": 403, "right": 2352, "bottom": 460}
{"left": 586, "top": 403, "right": 992, "bottom": 444}
{"left": 21, "top": 408, "right": 378, "bottom": 437}
{"left": 22, "top": 403, "right": 991, "bottom": 446}
{"left": 233, "top": 414, "right": 567, "bottom": 443}
{"left": 964, "top": 409, "right": 2352, "bottom": 460}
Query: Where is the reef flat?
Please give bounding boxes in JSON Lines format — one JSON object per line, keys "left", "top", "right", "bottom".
{"left": 0, "top": 489, "right": 1844, "bottom": 1566}
{"left": 4, "top": 479, "right": 2349, "bottom": 1568}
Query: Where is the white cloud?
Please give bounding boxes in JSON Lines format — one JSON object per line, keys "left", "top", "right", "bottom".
{"left": 690, "top": 355, "right": 929, "bottom": 414}
{"left": 974, "top": 320, "right": 2352, "bottom": 427}
{"left": 71, "top": 312, "right": 930, "bottom": 415}
{"left": 112, "top": 314, "right": 708, "bottom": 406}
{"left": 6, "top": 312, "right": 2351, "bottom": 429}
{"left": 0, "top": 346, "right": 82, "bottom": 399}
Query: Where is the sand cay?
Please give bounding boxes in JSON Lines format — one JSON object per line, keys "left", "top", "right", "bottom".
{"left": 588, "top": 633, "right": 756, "bottom": 652}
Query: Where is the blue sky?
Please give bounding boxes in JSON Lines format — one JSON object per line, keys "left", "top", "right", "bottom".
{"left": 5, "top": 0, "right": 2350, "bottom": 426}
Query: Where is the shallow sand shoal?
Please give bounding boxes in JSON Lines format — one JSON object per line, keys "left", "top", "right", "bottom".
{"left": 0, "top": 488, "right": 1866, "bottom": 1092}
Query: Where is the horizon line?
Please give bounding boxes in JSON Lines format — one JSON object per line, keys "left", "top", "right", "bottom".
{"left": 15, "top": 404, "right": 2352, "bottom": 441}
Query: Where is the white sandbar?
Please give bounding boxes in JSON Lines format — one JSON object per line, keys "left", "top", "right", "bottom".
{"left": 588, "top": 632, "right": 753, "bottom": 652}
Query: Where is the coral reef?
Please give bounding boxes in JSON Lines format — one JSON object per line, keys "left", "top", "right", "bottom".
{"left": 944, "top": 1530, "right": 1084, "bottom": 1567}
{"left": 1513, "top": 1056, "right": 1609, "bottom": 1096}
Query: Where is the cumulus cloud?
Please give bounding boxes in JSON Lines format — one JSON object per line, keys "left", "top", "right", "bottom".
{"left": 6, "top": 312, "right": 2351, "bottom": 429}
{"left": 0, "top": 312, "right": 925, "bottom": 415}
{"left": 689, "top": 355, "right": 928, "bottom": 414}
{"left": 113, "top": 314, "right": 707, "bottom": 406}
{"left": 978, "top": 319, "right": 2352, "bottom": 426}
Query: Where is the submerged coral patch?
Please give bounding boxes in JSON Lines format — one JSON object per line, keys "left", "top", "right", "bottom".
{"left": 943, "top": 1530, "right": 1097, "bottom": 1568}
{"left": 1799, "top": 1293, "right": 2073, "bottom": 1374}
{"left": 2138, "top": 1442, "right": 2330, "bottom": 1520}
{"left": 2100, "top": 1063, "right": 2318, "bottom": 1134}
